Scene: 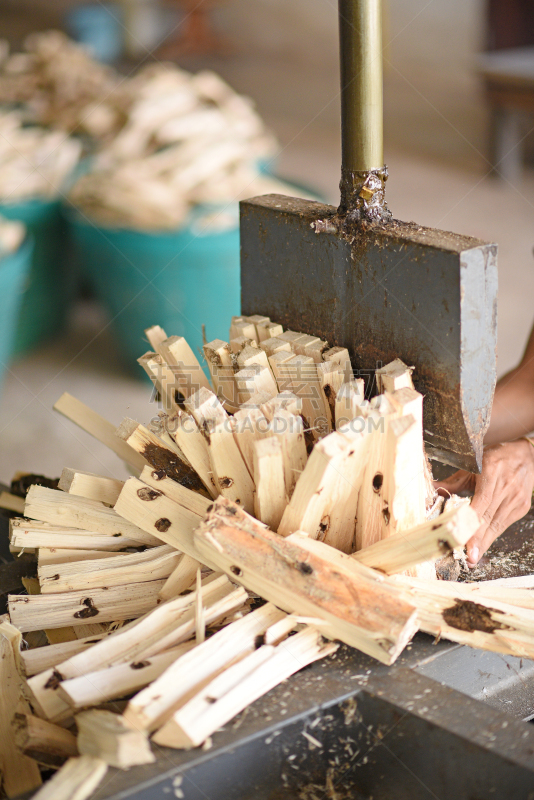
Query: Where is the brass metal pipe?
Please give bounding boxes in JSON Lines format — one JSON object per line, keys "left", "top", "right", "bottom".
{"left": 339, "top": 0, "right": 383, "bottom": 171}
{"left": 338, "top": 0, "right": 389, "bottom": 221}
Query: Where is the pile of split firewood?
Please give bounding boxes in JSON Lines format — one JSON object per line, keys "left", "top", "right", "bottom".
{"left": 68, "top": 65, "right": 288, "bottom": 230}
{"left": 0, "top": 30, "right": 288, "bottom": 229}
{"left": 2, "top": 315, "right": 534, "bottom": 800}
{"left": 0, "top": 110, "right": 81, "bottom": 202}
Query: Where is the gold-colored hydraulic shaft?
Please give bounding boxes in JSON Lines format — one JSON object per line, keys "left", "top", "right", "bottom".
{"left": 339, "top": 0, "right": 384, "bottom": 173}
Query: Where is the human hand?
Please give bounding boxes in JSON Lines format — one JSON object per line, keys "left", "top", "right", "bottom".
{"left": 434, "top": 440, "right": 534, "bottom": 567}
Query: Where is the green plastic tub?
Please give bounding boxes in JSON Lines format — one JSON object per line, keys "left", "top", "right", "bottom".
{"left": 0, "top": 198, "right": 74, "bottom": 355}
{"left": 0, "top": 237, "right": 33, "bottom": 389}
{"left": 67, "top": 204, "right": 241, "bottom": 373}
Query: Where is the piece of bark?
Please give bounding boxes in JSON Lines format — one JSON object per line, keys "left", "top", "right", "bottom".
{"left": 116, "top": 419, "right": 208, "bottom": 497}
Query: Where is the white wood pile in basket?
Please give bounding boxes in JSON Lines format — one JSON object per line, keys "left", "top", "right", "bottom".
{"left": 2, "top": 314, "right": 533, "bottom": 799}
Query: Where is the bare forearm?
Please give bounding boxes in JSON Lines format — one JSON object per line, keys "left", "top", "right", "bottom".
{"left": 485, "top": 323, "right": 534, "bottom": 446}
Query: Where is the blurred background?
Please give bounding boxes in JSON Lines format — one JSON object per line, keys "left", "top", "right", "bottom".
{"left": 0, "top": 0, "right": 533, "bottom": 483}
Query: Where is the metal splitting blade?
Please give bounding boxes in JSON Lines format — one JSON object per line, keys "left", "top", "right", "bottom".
{"left": 240, "top": 194, "right": 498, "bottom": 473}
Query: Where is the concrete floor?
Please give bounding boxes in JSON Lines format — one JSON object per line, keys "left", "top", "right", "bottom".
{"left": 1, "top": 15, "right": 534, "bottom": 484}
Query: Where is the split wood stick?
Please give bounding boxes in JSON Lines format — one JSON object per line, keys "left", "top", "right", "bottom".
{"left": 145, "top": 324, "right": 168, "bottom": 352}
{"left": 168, "top": 410, "right": 217, "bottom": 498}
{"left": 195, "top": 568, "right": 205, "bottom": 644}
{"left": 0, "top": 491, "right": 24, "bottom": 514}
{"left": 245, "top": 315, "right": 270, "bottom": 337}
{"left": 335, "top": 379, "right": 366, "bottom": 428}
{"left": 285, "top": 354, "right": 329, "bottom": 439}
{"left": 236, "top": 345, "right": 272, "bottom": 373}
{"left": 382, "top": 414, "right": 426, "bottom": 540}
{"left": 259, "top": 337, "right": 291, "bottom": 357}
{"left": 140, "top": 464, "right": 211, "bottom": 517}
{"left": 116, "top": 418, "right": 208, "bottom": 497}
{"left": 195, "top": 499, "right": 418, "bottom": 664}
{"left": 0, "top": 617, "right": 42, "bottom": 797}
{"left": 9, "top": 580, "right": 165, "bottom": 633}
{"left": 355, "top": 400, "right": 404, "bottom": 552}
{"left": 255, "top": 320, "right": 283, "bottom": 342}
{"left": 393, "top": 576, "right": 534, "bottom": 660}
{"left": 268, "top": 409, "right": 307, "bottom": 499}
{"left": 77, "top": 710, "right": 154, "bottom": 768}
{"left": 25, "top": 485, "right": 160, "bottom": 547}
{"left": 291, "top": 334, "right": 320, "bottom": 356}
{"left": 376, "top": 359, "right": 414, "bottom": 393}
{"left": 403, "top": 577, "right": 534, "bottom": 612}
{"left": 53, "top": 393, "right": 147, "bottom": 472}
{"left": 239, "top": 390, "right": 275, "bottom": 410}
{"left": 317, "top": 361, "right": 345, "bottom": 432}
{"left": 29, "top": 756, "right": 107, "bottom": 800}
{"left": 13, "top": 713, "right": 78, "bottom": 767}
{"left": 21, "top": 631, "right": 114, "bottom": 676}
{"left": 353, "top": 504, "right": 479, "bottom": 575}
{"left": 229, "top": 317, "right": 257, "bottom": 342}
{"left": 268, "top": 350, "right": 298, "bottom": 393}
{"left": 157, "top": 335, "right": 211, "bottom": 396}
{"left": 253, "top": 437, "right": 287, "bottom": 529}
{"left": 278, "top": 331, "right": 307, "bottom": 347}
{"left": 159, "top": 554, "right": 203, "bottom": 600}
{"left": 57, "top": 643, "right": 195, "bottom": 710}
{"left": 38, "top": 548, "right": 119, "bottom": 567}
{"left": 207, "top": 421, "right": 255, "bottom": 512}
{"left": 184, "top": 386, "right": 227, "bottom": 433}
{"left": 278, "top": 426, "right": 370, "bottom": 553}
{"left": 153, "top": 627, "right": 338, "bottom": 749}
{"left": 124, "top": 603, "right": 290, "bottom": 732}
{"left": 27, "top": 577, "right": 245, "bottom": 722}
{"left": 230, "top": 335, "right": 258, "bottom": 354}
{"left": 20, "top": 577, "right": 107, "bottom": 647}
{"left": 114, "top": 477, "right": 206, "bottom": 562}
{"left": 323, "top": 347, "right": 352, "bottom": 381}
{"left": 11, "top": 525, "right": 141, "bottom": 552}
{"left": 58, "top": 469, "right": 124, "bottom": 507}
{"left": 235, "top": 364, "right": 278, "bottom": 404}
{"left": 390, "top": 386, "right": 434, "bottom": 511}
{"left": 138, "top": 352, "right": 180, "bottom": 415}
{"left": 203, "top": 339, "right": 238, "bottom": 411}
{"left": 260, "top": 392, "right": 302, "bottom": 421}
{"left": 232, "top": 407, "right": 271, "bottom": 478}
{"left": 38, "top": 545, "right": 181, "bottom": 594}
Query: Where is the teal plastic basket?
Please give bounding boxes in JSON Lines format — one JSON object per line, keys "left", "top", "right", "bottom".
{"left": 0, "top": 198, "right": 74, "bottom": 355}
{"left": 0, "top": 236, "right": 33, "bottom": 389}
{"left": 67, "top": 204, "right": 241, "bottom": 373}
